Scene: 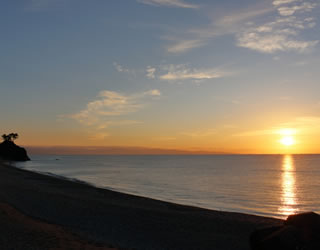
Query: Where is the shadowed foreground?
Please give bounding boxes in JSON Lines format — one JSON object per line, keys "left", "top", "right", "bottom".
{"left": 0, "top": 202, "right": 115, "bottom": 249}
{"left": 0, "top": 161, "right": 282, "bottom": 250}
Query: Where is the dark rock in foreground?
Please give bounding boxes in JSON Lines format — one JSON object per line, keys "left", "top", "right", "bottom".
{"left": 250, "top": 212, "right": 320, "bottom": 250}
{"left": 0, "top": 140, "right": 30, "bottom": 161}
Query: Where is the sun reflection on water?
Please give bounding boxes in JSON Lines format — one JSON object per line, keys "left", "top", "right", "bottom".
{"left": 278, "top": 155, "right": 299, "bottom": 216}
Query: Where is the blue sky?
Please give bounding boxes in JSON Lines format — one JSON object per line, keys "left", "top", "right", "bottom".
{"left": 1, "top": 0, "right": 320, "bottom": 153}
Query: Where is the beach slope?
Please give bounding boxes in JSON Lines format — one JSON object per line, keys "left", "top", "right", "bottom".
{"left": 0, "top": 162, "right": 282, "bottom": 249}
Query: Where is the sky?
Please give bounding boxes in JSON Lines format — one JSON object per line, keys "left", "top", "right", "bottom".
{"left": 1, "top": 0, "right": 320, "bottom": 154}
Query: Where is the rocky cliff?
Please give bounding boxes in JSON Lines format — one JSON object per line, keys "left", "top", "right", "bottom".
{"left": 0, "top": 141, "right": 30, "bottom": 161}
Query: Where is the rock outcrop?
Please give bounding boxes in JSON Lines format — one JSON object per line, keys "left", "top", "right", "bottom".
{"left": 0, "top": 140, "right": 30, "bottom": 161}
{"left": 250, "top": 212, "right": 320, "bottom": 250}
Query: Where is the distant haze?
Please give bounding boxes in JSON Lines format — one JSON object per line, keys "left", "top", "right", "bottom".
{"left": 26, "top": 146, "right": 229, "bottom": 155}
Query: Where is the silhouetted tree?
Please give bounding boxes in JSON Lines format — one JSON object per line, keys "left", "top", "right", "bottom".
{"left": 10, "top": 133, "right": 18, "bottom": 141}
{"left": 2, "top": 133, "right": 19, "bottom": 142}
{"left": 2, "top": 134, "right": 9, "bottom": 141}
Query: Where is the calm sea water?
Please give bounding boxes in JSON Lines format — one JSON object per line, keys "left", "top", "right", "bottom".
{"left": 14, "top": 154, "right": 320, "bottom": 219}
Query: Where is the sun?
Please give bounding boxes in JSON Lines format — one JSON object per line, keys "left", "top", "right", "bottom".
{"left": 278, "top": 128, "right": 296, "bottom": 147}
{"left": 280, "top": 136, "right": 295, "bottom": 146}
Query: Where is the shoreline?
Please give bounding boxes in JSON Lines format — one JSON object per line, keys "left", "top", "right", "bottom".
{"left": 14, "top": 160, "right": 284, "bottom": 220}
{"left": 0, "top": 161, "right": 283, "bottom": 249}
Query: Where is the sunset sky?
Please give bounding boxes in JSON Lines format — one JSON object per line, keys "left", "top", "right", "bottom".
{"left": 1, "top": 0, "right": 320, "bottom": 154}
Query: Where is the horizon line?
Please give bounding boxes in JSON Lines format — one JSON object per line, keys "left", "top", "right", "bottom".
{"left": 22, "top": 145, "right": 319, "bottom": 155}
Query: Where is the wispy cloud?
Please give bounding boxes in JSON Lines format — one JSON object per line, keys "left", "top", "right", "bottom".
{"left": 69, "top": 89, "right": 160, "bottom": 130}
{"left": 273, "top": 0, "right": 301, "bottom": 6}
{"left": 160, "top": 1, "right": 318, "bottom": 54}
{"left": 137, "top": 0, "right": 199, "bottom": 9}
{"left": 143, "top": 89, "right": 161, "bottom": 96}
{"left": 277, "top": 2, "right": 317, "bottom": 16}
{"left": 162, "top": 4, "right": 273, "bottom": 54}
{"left": 167, "top": 39, "right": 205, "bottom": 53}
{"left": 89, "top": 132, "right": 110, "bottom": 140}
{"left": 146, "top": 66, "right": 156, "bottom": 79}
{"left": 237, "top": 30, "right": 318, "bottom": 53}
{"left": 113, "top": 62, "right": 135, "bottom": 74}
{"left": 159, "top": 64, "right": 225, "bottom": 81}
{"left": 147, "top": 64, "right": 230, "bottom": 81}
{"left": 237, "top": 0, "right": 319, "bottom": 53}
{"left": 217, "top": 7, "right": 274, "bottom": 28}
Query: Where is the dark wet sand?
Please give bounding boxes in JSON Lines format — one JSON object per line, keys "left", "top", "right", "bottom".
{"left": 0, "top": 161, "right": 283, "bottom": 249}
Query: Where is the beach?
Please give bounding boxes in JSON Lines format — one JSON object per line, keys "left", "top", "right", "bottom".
{"left": 0, "top": 161, "right": 282, "bottom": 250}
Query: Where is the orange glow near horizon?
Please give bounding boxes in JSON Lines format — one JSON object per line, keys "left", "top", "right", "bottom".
{"left": 13, "top": 123, "right": 320, "bottom": 155}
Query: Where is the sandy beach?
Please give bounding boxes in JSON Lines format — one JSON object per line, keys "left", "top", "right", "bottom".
{"left": 0, "top": 161, "right": 283, "bottom": 250}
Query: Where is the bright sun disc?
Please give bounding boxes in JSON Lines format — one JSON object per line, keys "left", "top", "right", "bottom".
{"left": 280, "top": 136, "right": 294, "bottom": 146}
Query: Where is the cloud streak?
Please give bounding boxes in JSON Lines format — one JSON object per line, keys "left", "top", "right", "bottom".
{"left": 272, "top": 0, "right": 301, "bottom": 6}
{"left": 146, "top": 66, "right": 156, "bottom": 79}
{"left": 162, "top": 4, "right": 274, "bottom": 54}
{"left": 70, "top": 89, "right": 161, "bottom": 129}
{"left": 167, "top": 39, "right": 205, "bottom": 53}
{"left": 146, "top": 64, "right": 229, "bottom": 81}
{"left": 159, "top": 64, "right": 224, "bottom": 81}
{"left": 137, "top": 0, "right": 199, "bottom": 9}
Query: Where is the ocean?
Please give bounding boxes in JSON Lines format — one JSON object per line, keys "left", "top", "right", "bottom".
{"left": 14, "top": 154, "right": 320, "bottom": 219}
